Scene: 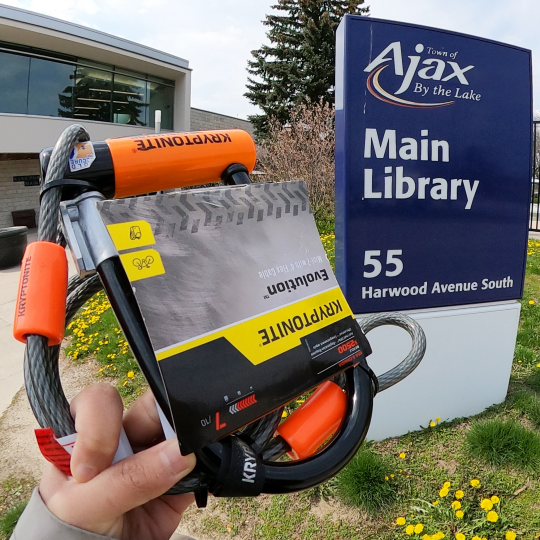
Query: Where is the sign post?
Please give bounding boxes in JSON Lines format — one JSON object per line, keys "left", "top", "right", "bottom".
{"left": 335, "top": 16, "right": 532, "bottom": 438}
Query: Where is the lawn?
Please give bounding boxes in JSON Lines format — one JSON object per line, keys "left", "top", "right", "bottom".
{"left": 1, "top": 236, "right": 540, "bottom": 540}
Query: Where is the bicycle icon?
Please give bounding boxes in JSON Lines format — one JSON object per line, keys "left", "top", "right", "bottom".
{"left": 132, "top": 256, "right": 154, "bottom": 270}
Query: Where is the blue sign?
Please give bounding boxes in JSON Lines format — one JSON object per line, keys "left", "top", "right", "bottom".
{"left": 335, "top": 16, "right": 532, "bottom": 314}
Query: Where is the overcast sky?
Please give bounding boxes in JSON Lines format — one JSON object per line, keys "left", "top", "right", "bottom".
{"left": 2, "top": 0, "right": 539, "bottom": 118}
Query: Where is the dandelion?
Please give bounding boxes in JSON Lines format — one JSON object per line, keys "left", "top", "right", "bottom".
{"left": 399, "top": 452, "right": 406, "bottom": 459}
{"left": 490, "top": 495, "right": 500, "bottom": 504}
{"left": 406, "top": 524, "right": 415, "bottom": 535}
{"left": 414, "top": 524, "right": 424, "bottom": 534}
{"left": 470, "top": 479, "right": 481, "bottom": 488}
{"left": 455, "top": 533, "right": 465, "bottom": 540}
{"left": 385, "top": 476, "right": 389, "bottom": 481}
{"left": 98, "top": 368, "right": 103, "bottom": 372}
{"left": 455, "top": 490, "right": 464, "bottom": 499}
{"left": 432, "top": 500, "right": 439, "bottom": 506}
{"left": 480, "top": 498, "right": 493, "bottom": 511}
{"left": 443, "top": 481, "right": 451, "bottom": 488}
{"left": 122, "top": 381, "right": 128, "bottom": 387}
{"left": 430, "top": 421, "right": 436, "bottom": 427}
{"left": 472, "top": 537, "right": 482, "bottom": 540}
{"left": 127, "top": 371, "right": 135, "bottom": 378}
{"left": 391, "top": 474, "right": 395, "bottom": 478}
{"left": 396, "top": 517, "right": 406, "bottom": 526}
{"left": 422, "top": 535, "right": 431, "bottom": 540}
{"left": 434, "top": 534, "right": 445, "bottom": 540}
{"left": 505, "top": 532, "right": 517, "bottom": 540}
{"left": 486, "top": 510, "right": 498, "bottom": 523}
{"left": 451, "top": 501, "right": 461, "bottom": 510}
{"left": 455, "top": 510, "right": 464, "bottom": 519}
{"left": 439, "top": 488, "right": 449, "bottom": 498}
{"left": 436, "top": 417, "right": 441, "bottom": 422}
{"left": 530, "top": 300, "right": 535, "bottom": 305}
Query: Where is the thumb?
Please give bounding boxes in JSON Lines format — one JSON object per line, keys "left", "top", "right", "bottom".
{"left": 67, "top": 439, "right": 196, "bottom": 524}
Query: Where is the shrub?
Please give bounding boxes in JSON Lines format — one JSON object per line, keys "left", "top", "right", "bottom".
{"left": 336, "top": 445, "right": 397, "bottom": 513}
{"left": 256, "top": 99, "right": 335, "bottom": 232}
{"left": 464, "top": 418, "right": 540, "bottom": 469}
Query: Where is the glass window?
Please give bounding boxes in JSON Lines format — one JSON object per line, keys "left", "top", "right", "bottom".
{"left": 0, "top": 52, "right": 30, "bottom": 114}
{"left": 73, "top": 66, "right": 112, "bottom": 122}
{"left": 28, "top": 58, "right": 75, "bottom": 117}
{"left": 0, "top": 43, "right": 175, "bottom": 128}
{"left": 149, "top": 82, "right": 174, "bottom": 130}
{"left": 113, "top": 74, "right": 148, "bottom": 126}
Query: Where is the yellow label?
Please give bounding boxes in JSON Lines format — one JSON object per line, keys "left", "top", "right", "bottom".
{"left": 120, "top": 248, "right": 165, "bottom": 282}
{"left": 107, "top": 220, "right": 155, "bottom": 251}
{"left": 157, "top": 287, "right": 353, "bottom": 365}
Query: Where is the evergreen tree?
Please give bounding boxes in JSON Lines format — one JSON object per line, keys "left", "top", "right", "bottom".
{"left": 245, "top": 0, "right": 369, "bottom": 136}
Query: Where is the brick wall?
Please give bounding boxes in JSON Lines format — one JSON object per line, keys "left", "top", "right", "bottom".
{"left": 0, "top": 160, "right": 40, "bottom": 229}
{"left": 190, "top": 108, "right": 254, "bottom": 136}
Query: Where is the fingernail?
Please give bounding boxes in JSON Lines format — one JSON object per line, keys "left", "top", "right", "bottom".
{"left": 160, "top": 439, "right": 195, "bottom": 476}
{"left": 74, "top": 463, "right": 98, "bottom": 482}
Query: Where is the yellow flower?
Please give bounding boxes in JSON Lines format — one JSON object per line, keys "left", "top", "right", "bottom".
{"left": 530, "top": 300, "right": 535, "bottom": 305}
{"left": 451, "top": 501, "right": 461, "bottom": 510}
{"left": 432, "top": 500, "right": 439, "bottom": 506}
{"left": 430, "top": 421, "right": 436, "bottom": 427}
{"left": 433, "top": 534, "right": 445, "bottom": 540}
{"left": 414, "top": 524, "right": 424, "bottom": 534}
{"left": 98, "top": 368, "right": 103, "bottom": 372}
{"left": 486, "top": 510, "right": 498, "bottom": 523}
{"left": 391, "top": 474, "right": 395, "bottom": 478}
{"left": 439, "top": 488, "right": 449, "bottom": 498}
{"left": 480, "top": 498, "right": 493, "bottom": 511}
{"left": 406, "top": 524, "right": 415, "bottom": 535}
{"left": 455, "top": 533, "right": 465, "bottom": 540}
{"left": 122, "top": 381, "right": 128, "bottom": 387}
{"left": 396, "top": 517, "right": 406, "bottom": 526}
{"left": 470, "top": 479, "right": 481, "bottom": 488}
{"left": 490, "top": 495, "right": 500, "bottom": 504}
{"left": 399, "top": 452, "right": 406, "bottom": 459}
{"left": 443, "top": 481, "right": 451, "bottom": 488}
{"left": 127, "top": 371, "right": 135, "bottom": 378}
{"left": 455, "top": 510, "right": 464, "bottom": 519}
{"left": 422, "top": 535, "right": 431, "bottom": 540}
{"left": 455, "top": 490, "right": 464, "bottom": 499}
{"left": 436, "top": 417, "right": 441, "bottom": 422}
{"left": 385, "top": 476, "right": 389, "bottom": 481}
{"left": 505, "top": 532, "right": 517, "bottom": 540}
{"left": 472, "top": 537, "right": 482, "bottom": 540}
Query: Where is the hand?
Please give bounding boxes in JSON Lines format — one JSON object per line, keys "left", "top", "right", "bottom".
{"left": 39, "top": 384, "right": 196, "bottom": 540}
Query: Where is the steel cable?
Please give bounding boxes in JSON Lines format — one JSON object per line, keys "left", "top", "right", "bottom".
{"left": 359, "top": 312, "right": 426, "bottom": 392}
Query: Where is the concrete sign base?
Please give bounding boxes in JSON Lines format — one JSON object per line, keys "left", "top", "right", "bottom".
{"left": 359, "top": 300, "right": 521, "bottom": 441}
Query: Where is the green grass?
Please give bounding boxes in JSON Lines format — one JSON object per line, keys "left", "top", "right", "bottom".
{"left": 336, "top": 446, "right": 399, "bottom": 513}
{"left": 0, "top": 501, "right": 27, "bottom": 539}
{"left": 464, "top": 418, "right": 540, "bottom": 469}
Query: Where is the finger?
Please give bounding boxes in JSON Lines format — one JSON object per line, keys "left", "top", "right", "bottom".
{"left": 123, "top": 390, "right": 165, "bottom": 447}
{"left": 70, "top": 383, "right": 124, "bottom": 483}
{"left": 51, "top": 439, "right": 196, "bottom": 528}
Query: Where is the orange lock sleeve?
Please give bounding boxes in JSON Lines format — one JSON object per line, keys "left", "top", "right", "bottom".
{"left": 276, "top": 381, "right": 348, "bottom": 461}
{"left": 106, "top": 129, "right": 257, "bottom": 198}
{"left": 13, "top": 242, "right": 68, "bottom": 346}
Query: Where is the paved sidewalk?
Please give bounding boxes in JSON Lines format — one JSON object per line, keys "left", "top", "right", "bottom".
{"left": 0, "top": 231, "right": 77, "bottom": 418}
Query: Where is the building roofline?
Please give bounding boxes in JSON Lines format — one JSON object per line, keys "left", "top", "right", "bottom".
{"left": 0, "top": 3, "right": 189, "bottom": 70}
{"left": 191, "top": 107, "right": 250, "bottom": 123}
